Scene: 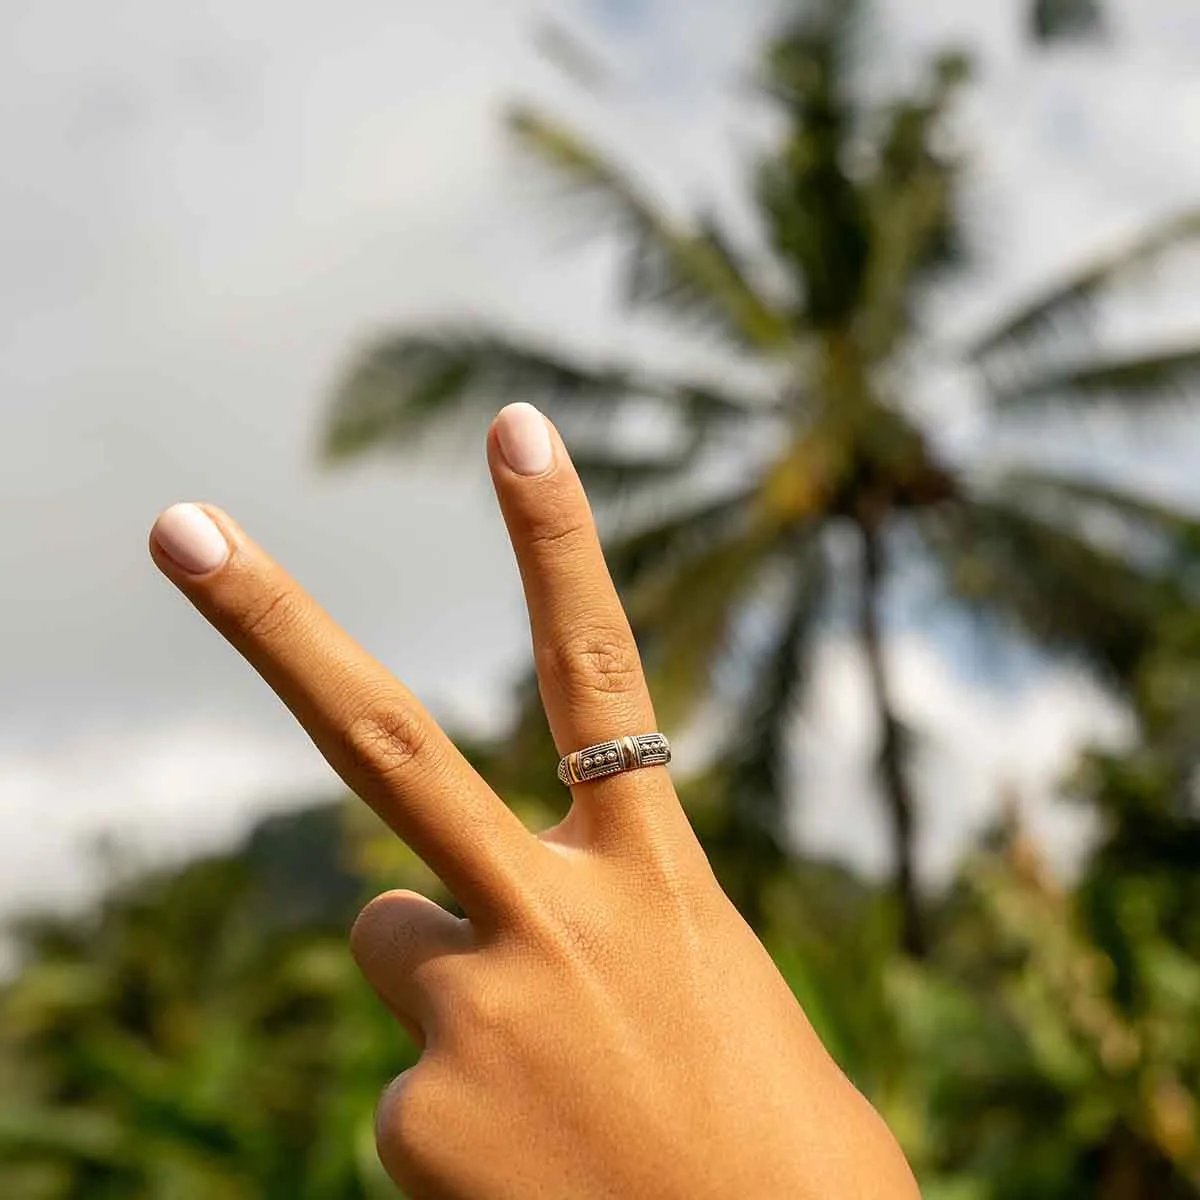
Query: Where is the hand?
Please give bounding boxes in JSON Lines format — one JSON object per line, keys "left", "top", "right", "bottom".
{"left": 149, "top": 403, "right": 918, "bottom": 1199}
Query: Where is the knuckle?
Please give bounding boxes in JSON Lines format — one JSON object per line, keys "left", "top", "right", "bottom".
{"left": 342, "top": 700, "right": 428, "bottom": 784}
{"left": 238, "top": 584, "right": 302, "bottom": 643}
{"left": 376, "top": 1069, "right": 441, "bottom": 1175}
{"left": 522, "top": 507, "right": 592, "bottom": 554}
{"left": 540, "top": 628, "right": 644, "bottom": 700}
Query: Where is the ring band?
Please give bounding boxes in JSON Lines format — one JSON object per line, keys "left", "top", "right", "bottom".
{"left": 557, "top": 733, "right": 672, "bottom": 786}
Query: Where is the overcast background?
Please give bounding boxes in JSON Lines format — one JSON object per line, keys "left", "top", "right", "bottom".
{"left": 3, "top": 0, "right": 1200, "bottom": 927}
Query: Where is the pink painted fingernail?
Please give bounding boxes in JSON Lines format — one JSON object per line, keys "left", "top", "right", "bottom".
{"left": 152, "top": 503, "right": 230, "bottom": 575}
{"left": 495, "top": 403, "right": 553, "bottom": 477}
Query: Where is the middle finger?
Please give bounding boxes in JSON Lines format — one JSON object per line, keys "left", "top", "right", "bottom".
{"left": 486, "top": 406, "right": 677, "bottom": 839}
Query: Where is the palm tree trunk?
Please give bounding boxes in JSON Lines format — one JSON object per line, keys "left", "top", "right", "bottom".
{"left": 854, "top": 517, "right": 927, "bottom": 958}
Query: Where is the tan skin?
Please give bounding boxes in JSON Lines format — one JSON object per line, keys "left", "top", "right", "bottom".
{"left": 150, "top": 405, "right": 919, "bottom": 1199}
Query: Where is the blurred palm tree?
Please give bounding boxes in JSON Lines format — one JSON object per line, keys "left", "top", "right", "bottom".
{"left": 322, "top": 0, "right": 1200, "bottom": 956}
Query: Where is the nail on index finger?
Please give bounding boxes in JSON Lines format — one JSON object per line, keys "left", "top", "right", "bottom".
{"left": 153, "top": 503, "right": 230, "bottom": 576}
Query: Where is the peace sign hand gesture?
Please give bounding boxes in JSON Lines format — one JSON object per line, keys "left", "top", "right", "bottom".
{"left": 151, "top": 403, "right": 917, "bottom": 1199}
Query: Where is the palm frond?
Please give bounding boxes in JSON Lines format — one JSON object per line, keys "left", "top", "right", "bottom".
{"left": 990, "top": 342, "right": 1200, "bottom": 413}
{"left": 682, "top": 539, "right": 827, "bottom": 928}
{"left": 624, "top": 516, "right": 787, "bottom": 729}
{"left": 323, "top": 328, "right": 764, "bottom": 462}
{"left": 925, "top": 497, "right": 1177, "bottom": 684}
{"left": 605, "top": 485, "right": 762, "bottom": 591}
{"left": 507, "top": 104, "right": 796, "bottom": 350}
{"left": 724, "top": 537, "right": 827, "bottom": 839}
{"left": 996, "top": 469, "right": 1200, "bottom": 552}
{"left": 861, "top": 52, "right": 972, "bottom": 359}
{"left": 971, "top": 208, "right": 1200, "bottom": 363}
{"left": 568, "top": 447, "right": 699, "bottom": 500}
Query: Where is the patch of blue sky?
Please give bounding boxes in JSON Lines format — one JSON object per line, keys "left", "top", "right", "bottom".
{"left": 588, "top": 0, "right": 649, "bottom": 34}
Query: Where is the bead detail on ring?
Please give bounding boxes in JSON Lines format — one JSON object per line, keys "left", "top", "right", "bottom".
{"left": 557, "top": 733, "right": 672, "bottom": 787}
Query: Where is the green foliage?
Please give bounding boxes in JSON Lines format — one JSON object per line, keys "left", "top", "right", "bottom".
{"left": 0, "top": 806, "right": 415, "bottom": 1200}
{"left": 905, "top": 831, "right": 1200, "bottom": 1196}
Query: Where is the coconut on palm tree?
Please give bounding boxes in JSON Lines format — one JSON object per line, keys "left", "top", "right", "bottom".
{"left": 322, "top": 1, "right": 1200, "bottom": 956}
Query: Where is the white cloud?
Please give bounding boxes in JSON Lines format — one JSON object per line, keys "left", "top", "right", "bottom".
{"left": 0, "top": 720, "right": 334, "bottom": 931}
{"left": 791, "top": 636, "right": 1132, "bottom": 884}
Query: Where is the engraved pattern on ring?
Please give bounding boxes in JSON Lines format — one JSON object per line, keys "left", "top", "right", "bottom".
{"left": 557, "top": 733, "right": 672, "bottom": 787}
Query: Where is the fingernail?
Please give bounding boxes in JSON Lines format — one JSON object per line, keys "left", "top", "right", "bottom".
{"left": 152, "top": 503, "right": 230, "bottom": 575}
{"left": 495, "top": 403, "right": 553, "bottom": 477}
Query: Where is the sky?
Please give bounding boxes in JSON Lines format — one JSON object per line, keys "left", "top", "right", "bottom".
{"left": 3, "top": 0, "right": 1200, "bottom": 926}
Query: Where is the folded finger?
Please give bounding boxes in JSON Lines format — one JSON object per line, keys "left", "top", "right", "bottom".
{"left": 351, "top": 889, "right": 469, "bottom": 1039}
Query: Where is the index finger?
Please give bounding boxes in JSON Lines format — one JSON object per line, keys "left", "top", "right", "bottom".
{"left": 148, "top": 502, "right": 539, "bottom": 923}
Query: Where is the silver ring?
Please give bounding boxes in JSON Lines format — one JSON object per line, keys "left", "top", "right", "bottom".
{"left": 557, "top": 733, "right": 672, "bottom": 786}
